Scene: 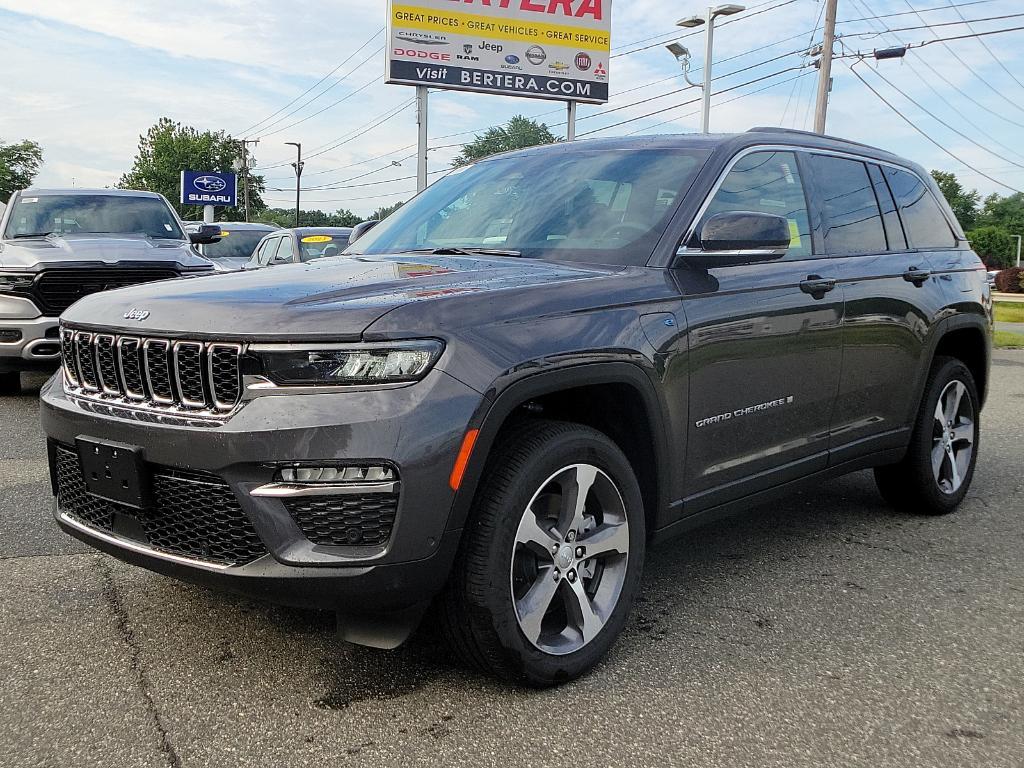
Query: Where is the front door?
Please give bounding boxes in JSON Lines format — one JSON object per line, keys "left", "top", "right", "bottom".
{"left": 678, "top": 149, "right": 844, "bottom": 508}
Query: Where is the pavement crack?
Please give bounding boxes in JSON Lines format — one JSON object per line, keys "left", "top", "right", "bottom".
{"left": 98, "top": 559, "right": 182, "bottom": 768}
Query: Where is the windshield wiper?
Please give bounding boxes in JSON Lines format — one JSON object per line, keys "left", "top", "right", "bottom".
{"left": 11, "top": 232, "right": 53, "bottom": 239}
{"left": 399, "top": 246, "right": 523, "bottom": 257}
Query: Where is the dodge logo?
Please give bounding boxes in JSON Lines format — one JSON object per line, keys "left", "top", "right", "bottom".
{"left": 193, "top": 176, "right": 227, "bottom": 193}
{"left": 123, "top": 308, "right": 150, "bottom": 322}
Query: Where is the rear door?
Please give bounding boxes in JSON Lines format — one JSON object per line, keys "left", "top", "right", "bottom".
{"left": 806, "top": 153, "right": 950, "bottom": 460}
{"left": 678, "top": 148, "right": 844, "bottom": 507}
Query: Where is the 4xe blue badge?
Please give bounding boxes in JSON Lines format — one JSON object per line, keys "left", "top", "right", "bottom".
{"left": 180, "top": 170, "right": 237, "bottom": 207}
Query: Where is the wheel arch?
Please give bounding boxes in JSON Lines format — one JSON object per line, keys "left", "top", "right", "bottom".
{"left": 446, "top": 362, "right": 672, "bottom": 537}
{"left": 913, "top": 312, "right": 991, "bottom": 418}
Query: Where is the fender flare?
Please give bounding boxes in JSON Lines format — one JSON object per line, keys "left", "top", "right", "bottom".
{"left": 445, "top": 361, "right": 671, "bottom": 533}
{"left": 907, "top": 311, "right": 991, "bottom": 423}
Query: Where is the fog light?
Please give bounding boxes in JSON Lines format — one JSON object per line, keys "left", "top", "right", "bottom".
{"left": 0, "top": 330, "right": 22, "bottom": 343}
{"left": 276, "top": 465, "right": 395, "bottom": 483}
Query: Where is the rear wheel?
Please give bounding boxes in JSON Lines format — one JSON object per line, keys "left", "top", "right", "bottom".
{"left": 440, "top": 420, "right": 645, "bottom": 686}
{"left": 0, "top": 372, "right": 20, "bottom": 395}
{"left": 874, "top": 356, "right": 979, "bottom": 515}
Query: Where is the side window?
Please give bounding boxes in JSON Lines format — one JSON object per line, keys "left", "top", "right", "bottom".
{"left": 868, "top": 164, "right": 907, "bottom": 251}
{"left": 808, "top": 154, "right": 887, "bottom": 255}
{"left": 701, "top": 150, "right": 812, "bottom": 259}
{"left": 273, "top": 236, "right": 295, "bottom": 263}
{"left": 884, "top": 167, "right": 957, "bottom": 249}
{"left": 259, "top": 237, "right": 280, "bottom": 265}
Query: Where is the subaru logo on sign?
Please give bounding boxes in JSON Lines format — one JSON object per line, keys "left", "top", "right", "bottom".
{"left": 193, "top": 175, "right": 227, "bottom": 193}
{"left": 505, "top": 54, "right": 520, "bottom": 65}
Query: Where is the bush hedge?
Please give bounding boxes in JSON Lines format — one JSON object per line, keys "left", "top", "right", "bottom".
{"left": 994, "top": 267, "right": 1024, "bottom": 293}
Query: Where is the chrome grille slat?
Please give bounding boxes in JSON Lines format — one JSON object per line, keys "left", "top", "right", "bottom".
{"left": 61, "top": 326, "right": 245, "bottom": 422}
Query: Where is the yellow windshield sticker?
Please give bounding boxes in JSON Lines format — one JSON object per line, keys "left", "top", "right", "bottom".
{"left": 219, "top": 231, "right": 231, "bottom": 237}
{"left": 301, "top": 235, "right": 333, "bottom": 243}
{"left": 788, "top": 220, "right": 802, "bottom": 248}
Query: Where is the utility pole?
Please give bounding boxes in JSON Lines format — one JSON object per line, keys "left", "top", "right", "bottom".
{"left": 566, "top": 101, "right": 577, "bottom": 141}
{"left": 813, "top": 0, "right": 839, "bottom": 134}
{"left": 285, "top": 142, "right": 303, "bottom": 228}
{"left": 416, "top": 86, "right": 428, "bottom": 193}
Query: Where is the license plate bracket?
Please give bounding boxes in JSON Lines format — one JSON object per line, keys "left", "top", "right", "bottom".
{"left": 76, "top": 436, "right": 152, "bottom": 509}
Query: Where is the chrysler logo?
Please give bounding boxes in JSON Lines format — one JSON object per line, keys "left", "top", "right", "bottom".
{"left": 193, "top": 175, "right": 227, "bottom": 193}
{"left": 123, "top": 308, "right": 150, "bottom": 322}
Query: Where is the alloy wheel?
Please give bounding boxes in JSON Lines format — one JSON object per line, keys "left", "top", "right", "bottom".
{"left": 510, "top": 463, "right": 630, "bottom": 656}
{"left": 932, "top": 379, "right": 975, "bottom": 495}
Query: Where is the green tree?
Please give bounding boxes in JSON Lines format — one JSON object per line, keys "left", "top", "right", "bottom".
{"left": 0, "top": 139, "right": 43, "bottom": 203}
{"left": 966, "top": 225, "right": 1016, "bottom": 268}
{"left": 931, "top": 170, "right": 980, "bottom": 231}
{"left": 978, "top": 192, "right": 1024, "bottom": 233}
{"left": 371, "top": 201, "right": 404, "bottom": 220}
{"left": 258, "top": 208, "right": 361, "bottom": 228}
{"left": 452, "top": 116, "right": 558, "bottom": 167}
{"left": 119, "top": 118, "right": 264, "bottom": 220}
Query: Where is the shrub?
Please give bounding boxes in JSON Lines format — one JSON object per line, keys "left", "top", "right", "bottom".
{"left": 994, "top": 267, "right": 1024, "bottom": 293}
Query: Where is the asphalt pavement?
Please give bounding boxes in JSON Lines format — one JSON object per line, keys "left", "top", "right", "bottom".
{"left": 2, "top": 357, "right": 1023, "bottom": 768}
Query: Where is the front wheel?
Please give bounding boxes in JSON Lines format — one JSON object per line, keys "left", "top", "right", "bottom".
{"left": 874, "top": 356, "right": 980, "bottom": 515}
{"left": 440, "top": 420, "right": 646, "bottom": 686}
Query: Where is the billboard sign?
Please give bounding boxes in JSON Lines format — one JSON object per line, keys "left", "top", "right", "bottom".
{"left": 180, "top": 170, "right": 237, "bottom": 207}
{"left": 386, "top": 0, "right": 611, "bottom": 104}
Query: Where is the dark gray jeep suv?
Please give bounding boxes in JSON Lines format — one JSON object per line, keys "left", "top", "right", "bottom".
{"left": 41, "top": 128, "right": 991, "bottom": 685}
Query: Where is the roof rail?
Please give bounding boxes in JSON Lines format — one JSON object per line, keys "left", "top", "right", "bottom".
{"left": 746, "top": 126, "right": 882, "bottom": 153}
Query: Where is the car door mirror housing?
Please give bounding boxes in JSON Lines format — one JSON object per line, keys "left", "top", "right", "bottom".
{"left": 348, "top": 220, "right": 379, "bottom": 245}
{"left": 188, "top": 223, "right": 222, "bottom": 245}
{"left": 679, "top": 211, "right": 791, "bottom": 269}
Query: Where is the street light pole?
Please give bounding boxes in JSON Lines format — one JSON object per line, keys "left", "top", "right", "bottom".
{"left": 285, "top": 142, "right": 303, "bottom": 228}
{"left": 673, "top": 4, "right": 745, "bottom": 133}
{"left": 1013, "top": 234, "right": 1022, "bottom": 267}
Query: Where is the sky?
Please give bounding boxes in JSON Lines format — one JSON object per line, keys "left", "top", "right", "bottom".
{"left": 1, "top": 0, "right": 1022, "bottom": 216}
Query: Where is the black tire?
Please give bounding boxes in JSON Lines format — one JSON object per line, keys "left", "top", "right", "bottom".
{"left": 874, "top": 356, "right": 980, "bottom": 515}
{"left": 0, "top": 371, "right": 20, "bottom": 395}
{"left": 440, "top": 419, "right": 646, "bottom": 687}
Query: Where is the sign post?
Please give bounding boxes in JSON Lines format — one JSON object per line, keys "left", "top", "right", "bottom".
{"left": 386, "top": 0, "right": 611, "bottom": 177}
{"left": 180, "top": 171, "right": 238, "bottom": 223}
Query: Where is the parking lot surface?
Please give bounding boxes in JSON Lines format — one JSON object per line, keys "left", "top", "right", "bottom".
{"left": 2, "top": 354, "right": 1023, "bottom": 768}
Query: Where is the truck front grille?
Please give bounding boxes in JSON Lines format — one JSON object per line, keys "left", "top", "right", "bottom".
{"left": 61, "top": 326, "right": 243, "bottom": 422}
{"left": 33, "top": 268, "right": 180, "bottom": 315}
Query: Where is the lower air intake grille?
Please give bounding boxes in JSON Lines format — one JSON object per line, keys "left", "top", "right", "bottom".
{"left": 284, "top": 493, "right": 399, "bottom": 547}
{"left": 53, "top": 445, "right": 266, "bottom": 566}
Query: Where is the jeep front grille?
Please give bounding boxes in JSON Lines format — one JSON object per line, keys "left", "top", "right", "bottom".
{"left": 61, "top": 327, "right": 244, "bottom": 421}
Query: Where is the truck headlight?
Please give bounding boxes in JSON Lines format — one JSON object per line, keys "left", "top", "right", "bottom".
{"left": 254, "top": 340, "right": 444, "bottom": 386}
{"left": 0, "top": 273, "right": 35, "bottom": 292}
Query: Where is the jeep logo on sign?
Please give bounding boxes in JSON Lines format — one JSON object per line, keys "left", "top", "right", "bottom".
{"left": 193, "top": 176, "right": 227, "bottom": 193}
{"left": 123, "top": 308, "right": 150, "bottom": 322}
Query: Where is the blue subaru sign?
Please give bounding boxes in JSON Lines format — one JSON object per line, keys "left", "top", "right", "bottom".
{"left": 180, "top": 170, "right": 237, "bottom": 207}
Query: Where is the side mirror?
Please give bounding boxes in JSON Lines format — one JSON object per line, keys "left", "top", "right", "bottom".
{"left": 348, "top": 220, "right": 379, "bottom": 245}
{"left": 188, "top": 223, "right": 222, "bottom": 245}
{"left": 679, "top": 211, "right": 791, "bottom": 269}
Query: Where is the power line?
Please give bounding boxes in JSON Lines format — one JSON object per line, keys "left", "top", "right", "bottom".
{"left": 845, "top": 61, "right": 1022, "bottom": 193}
{"left": 941, "top": 0, "right": 1024, "bottom": 93}
{"left": 256, "top": 73, "right": 380, "bottom": 140}
{"left": 236, "top": 27, "right": 384, "bottom": 137}
{"left": 841, "top": 9, "right": 1024, "bottom": 38}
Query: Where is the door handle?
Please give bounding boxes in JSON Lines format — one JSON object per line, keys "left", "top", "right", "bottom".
{"left": 799, "top": 275, "right": 837, "bottom": 298}
{"left": 903, "top": 266, "right": 932, "bottom": 285}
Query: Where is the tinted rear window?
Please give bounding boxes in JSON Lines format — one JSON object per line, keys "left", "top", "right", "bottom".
{"left": 809, "top": 154, "right": 886, "bottom": 255}
{"left": 884, "top": 167, "right": 956, "bottom": 249}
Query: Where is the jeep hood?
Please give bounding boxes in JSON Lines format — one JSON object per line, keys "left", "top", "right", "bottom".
{"left": 0, "top": 233, "right": 213, "bottom": 270}
{"left": 60, "top": 253, "right": 613, "bottom": 340}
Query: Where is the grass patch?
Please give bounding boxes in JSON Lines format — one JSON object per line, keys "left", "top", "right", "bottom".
{"left": 994, "top": 330, "right": 1024, "bottom": 349}
{"left": 994, "top": 302, "right": 1024, "bottom": 324}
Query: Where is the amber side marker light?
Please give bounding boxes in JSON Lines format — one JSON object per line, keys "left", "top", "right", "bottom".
{"left": 449, "top": 429, "right": 480, "bottom": 491}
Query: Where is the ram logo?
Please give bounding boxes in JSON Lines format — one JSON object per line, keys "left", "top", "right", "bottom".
{"left": 123, "top": 308, "right": 151, "bottom": 322}
{"left": 193, "top": 175, "right": 227, "bottom": 193}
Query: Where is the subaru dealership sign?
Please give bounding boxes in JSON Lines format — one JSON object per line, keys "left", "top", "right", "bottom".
{"left": 386, "top": 0, "right": 611, "bottom": 104}
{"left": 180, "top": 171, "right": 237, "bottom": 207}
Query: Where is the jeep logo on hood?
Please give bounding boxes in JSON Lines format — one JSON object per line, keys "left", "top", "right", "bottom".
{"left": 123, "top": 308, "right": 151, "bottom": 322}
{"left": 193, "top": 176, "right": 227, "bottom": 193}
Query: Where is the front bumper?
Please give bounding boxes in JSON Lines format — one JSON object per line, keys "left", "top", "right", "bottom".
{"left": 40, "top": 368, "right": 483, "bottom": 612}
{"left": 0, "top": 316, "right": 61, "bottom": 370}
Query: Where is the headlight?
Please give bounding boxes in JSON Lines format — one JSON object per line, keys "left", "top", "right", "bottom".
{"left": 0, "top": 272, "right": 35, "bottom": 292}
{"left": 254, "top": 340, "right": 444, "bottom": 386}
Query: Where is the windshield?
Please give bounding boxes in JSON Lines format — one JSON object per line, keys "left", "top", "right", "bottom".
{"left": 3, "top": 194, "right": 185, "bottom": 240}
{"left": 202, "top": 229, "right": 269, "bottom": 260}
{"left": 347, "top": 148, "right": 710, "bottom": 265}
